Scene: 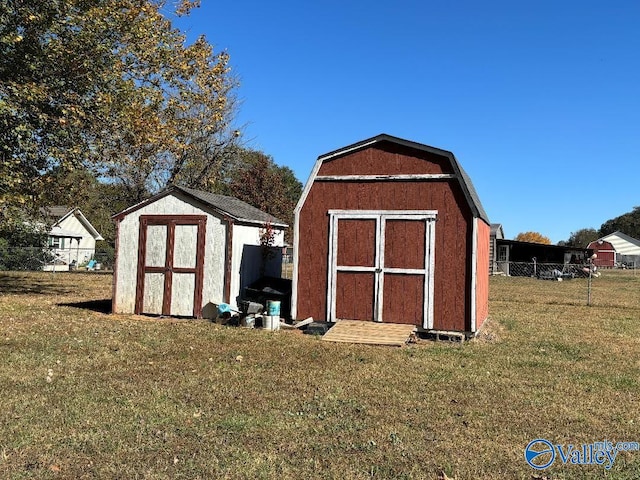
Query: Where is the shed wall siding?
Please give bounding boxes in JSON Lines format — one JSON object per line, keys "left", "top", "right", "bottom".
{"left": 114, "top": 193, "right": 226, "bottom": 314}
{"left": 475, "top": 220, "right": 490, "bottom": 331}
{"left": 297, "top": 176, "right": 472, "bottom": 331}
{"left": 318, "top": 145, "right": 454, "bottom": 176}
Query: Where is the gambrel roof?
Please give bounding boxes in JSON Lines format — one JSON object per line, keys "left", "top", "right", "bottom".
{"left": 296, "top": 133, "right": 490, "bottom": 224}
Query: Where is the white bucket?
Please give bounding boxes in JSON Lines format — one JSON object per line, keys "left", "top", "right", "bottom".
{"left": 263, "top": 315, "right": 280, "bottom": 331}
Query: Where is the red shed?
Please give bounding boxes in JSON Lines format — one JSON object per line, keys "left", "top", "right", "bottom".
{"left": 292, "top": 134, "right": 490, "bottom": 336}
{"left": 586, "top": 239, "right": 615, "bottom": 267}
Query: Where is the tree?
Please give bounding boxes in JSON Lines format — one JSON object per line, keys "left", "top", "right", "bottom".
{"left": 41, "top": 166, "right": 132, "bottom": 244}
{"left": 515, "top": 231, "right": 552, "bottom": 244}
{"left": 221, "top": 148, "right": 302, "bottom": 242}
{"left": 0, "top": 212, "right": 50, "bottom": 270}
{"left": 599, "top": 206, "right": 640, "bottom": 239}
{"left": 1, "top": 0, "right": 239, "bottom": 217}
{"left": 565, "top": 228, "right": 599, "bottom": 247}
{"left": 97, "top": 23, "right": 240, "bottom": 201}
{"left": 1, "top": 0, "right": 103, "bottom": 217}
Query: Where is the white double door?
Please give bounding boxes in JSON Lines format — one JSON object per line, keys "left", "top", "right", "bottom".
{"left": 327, "top": 210, "right": 436, "bottom": 328}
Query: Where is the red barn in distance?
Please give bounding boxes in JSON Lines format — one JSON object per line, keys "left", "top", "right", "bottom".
{"left": 587, "top": 239, "right": 616, "bottom": 267}
{"left": 587, "top": 232, "right": 640, "bottom": 268}
{"left": 292, "top": 134, "right": 490, "bottom": 336}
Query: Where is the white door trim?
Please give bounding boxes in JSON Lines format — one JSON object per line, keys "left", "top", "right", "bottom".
{"left": 470, "top": 217, "right": 478, "bottom": 333}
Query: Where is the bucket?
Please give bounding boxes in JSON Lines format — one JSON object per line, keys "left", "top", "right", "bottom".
{"left": 263, "top": 315, "right": 280, "bottom": 331}
{"left": 266, "top": 300, "right": 281, "bottom": 317}
{"left": 243, "top": 316, "right": 255, "bottom": 328}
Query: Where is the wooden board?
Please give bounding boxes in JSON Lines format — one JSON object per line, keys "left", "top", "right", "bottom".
{"left": 322, "top": 320, "right": 416, "bottom": 347}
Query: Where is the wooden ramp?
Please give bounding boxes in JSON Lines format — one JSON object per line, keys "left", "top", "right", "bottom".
{"left": 322, "top": 320, "right": 416, "bottom": 347}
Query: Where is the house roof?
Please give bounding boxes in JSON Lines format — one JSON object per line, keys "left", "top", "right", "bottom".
{"left": 296, "top": 133, "right": 490, "bottom": 224}
{"left": 40, "top": 206, "right": 71, "bottom": 219}
{"left": 498, "top": 238, "right": 591, "bottom": 252}
{"left": 490, "top": 223, "right": 504, "bottom": 239}
{"left": 113, "top": 185, "right": 287, "bottom": 227}
{"left": 594, "top": 231, "right": 640, "bottom": 255}
{"left": 41, "top": 206, "right": 103, "bottom": 241}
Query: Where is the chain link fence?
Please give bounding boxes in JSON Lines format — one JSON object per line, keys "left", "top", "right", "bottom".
{"left": 492, "top": 260, "right": 639, "bottom": 307}
{"left": 0, "top": 247, "right": 114, "bottom": 272}
{"left": 494, "top": 261, "right": 605, "bottom": 279}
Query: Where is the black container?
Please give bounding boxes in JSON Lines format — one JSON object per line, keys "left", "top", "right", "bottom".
{"left": 302, "top": 322, "right": 333, "bottom": 336}
{"left": 243, "top": 276, "right": 292, "bottom": 320}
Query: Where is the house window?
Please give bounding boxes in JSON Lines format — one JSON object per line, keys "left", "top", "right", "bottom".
{"left": 49, "top": 237, "right": 64, "bottom": 249}
{"left": 497, "top": 245, "right": 508, "bottom": 262}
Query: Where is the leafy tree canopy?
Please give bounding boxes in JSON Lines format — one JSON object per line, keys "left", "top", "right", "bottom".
{"left": 565, "top": 228, "right": 599, "bottom": 248}
{"left": 559, "top": 206, "right": 640, "bottom": 245}
{"left": 1, "top": 0, "right": 239, "bottom": 219}
{"left": 41, "top": 167, "right": 132, "bottom": 244}
{"left": 220, "top": 148, "right": 302, "bottom": 242}
{"left": 599, "top": 206, "right": 640, "bottom": 239}
{"left": 515, "top": 231, "right": 551, "bottom": 245}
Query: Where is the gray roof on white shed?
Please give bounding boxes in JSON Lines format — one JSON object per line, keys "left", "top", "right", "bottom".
{"left": 113, "top": 185, "right": 287, "bottom": 227}
{"left": 177, "top": 186, "right": 287, "bottom": 226}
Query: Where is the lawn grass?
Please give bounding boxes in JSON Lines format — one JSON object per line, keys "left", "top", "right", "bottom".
{"left": 0, "top": 271, "right": 639, "bottom": 479}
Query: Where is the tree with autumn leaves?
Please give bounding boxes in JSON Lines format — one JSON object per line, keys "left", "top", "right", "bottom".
{"left": 1, "top": 0, "right": 240, "bottom": 219}
{"left": 515, "top": 231, "right": 552, "bottom": 245}
{"left": 221, "top": 148, "right": 302, "bottom": 242}
{"left": 1, "top": 0, "right": 304, "bottom": 246}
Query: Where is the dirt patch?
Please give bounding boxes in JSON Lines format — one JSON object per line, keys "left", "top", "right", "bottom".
{"left": 472, "top": 316, "right": 504, "bottom": 344}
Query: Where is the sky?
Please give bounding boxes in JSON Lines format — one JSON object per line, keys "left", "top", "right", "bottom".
{"left": 174, "top": 1, "right": 640, "bottom": 243}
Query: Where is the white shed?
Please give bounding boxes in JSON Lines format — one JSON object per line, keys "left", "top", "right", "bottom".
{"left": 112, "top": 186, "right": 287, "bottom": 318}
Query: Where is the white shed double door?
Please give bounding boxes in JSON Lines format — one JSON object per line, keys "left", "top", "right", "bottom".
{"left": 135, "top": 215, "right": 207, "bottom": 317}
{"left": 327, "top": 210, "right": 436, "bottom": 328}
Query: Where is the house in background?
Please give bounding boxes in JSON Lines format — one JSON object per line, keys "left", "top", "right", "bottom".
{"left": 489, "top": 223, "right": 504, "bottom": 274}
{"left": 293, "top": 134, "right": 490, "bottom": 337}
{"left": 588, "top": 231, "right": 640, "bottom": 267}
{"left": 112, "top": 185, "right": 287, "bottom": 318}
{"left": 494, "top": 239, "right": 592, "bottom": 276}
{"left": 41, "top": 207, "right": 104, "bottom": 270}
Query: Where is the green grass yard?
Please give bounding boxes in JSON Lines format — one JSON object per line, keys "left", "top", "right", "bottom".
{"left": 0, "top": 271, "right": 639, "bottom": 479}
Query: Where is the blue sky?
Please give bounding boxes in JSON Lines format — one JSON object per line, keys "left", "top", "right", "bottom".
{"left": 175, "top": 1, "right": 640, "bottom": 243}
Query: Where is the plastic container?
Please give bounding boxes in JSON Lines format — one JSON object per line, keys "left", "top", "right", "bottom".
{"left": 242, "top": 316, "right": 255, "bottom": 328}
{"left": 266, "top": 300, "right": 281, "bottom": 316}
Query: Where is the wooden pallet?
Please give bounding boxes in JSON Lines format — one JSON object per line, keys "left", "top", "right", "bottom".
{"left": 322, "top": 320, "right": 416, "bottom": 347}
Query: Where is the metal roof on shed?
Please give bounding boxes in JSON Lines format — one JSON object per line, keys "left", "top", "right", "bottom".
{"left": 177, "top": 186, "right": 287, "bottom": 226}
{"left": 113, "top": 185, "right": 287, "bottom": 227}
{"left": 297, "top": 133, "right": 490, "bottom": 224}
